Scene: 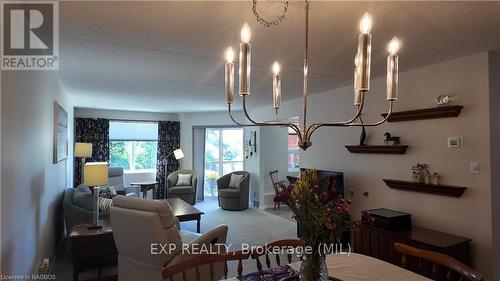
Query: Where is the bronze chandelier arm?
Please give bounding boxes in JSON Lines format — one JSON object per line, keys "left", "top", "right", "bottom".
{"left": 304, "top": 93, "right": 365, "bottom": 141}
{"left": 228, "top": 104, "right": 259, "bottom": 127}
{"left": 345, "top": 100, "right": 394, "bottom": 127}
{"left": 242, "top": 96, "right": 303, "bottom": 140}
{"left": 304, "top": 100, "right": 393, "bottom": 142}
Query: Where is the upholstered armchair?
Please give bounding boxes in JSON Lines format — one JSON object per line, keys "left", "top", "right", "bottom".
{"left": 108, "top": 167, "right": 140, "bottom": 197}
{"left": 110, "top": 196, "right": 228, "bottom": 281}
{"left": 217, "top": 171, "right": 250, "bottom": 211}
{"left": 167, "top": 170, "right": 197, "bottom": 205}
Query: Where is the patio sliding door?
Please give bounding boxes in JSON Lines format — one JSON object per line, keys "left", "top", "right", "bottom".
{"left": 204, "top": 128, "right": 243, "bottom": 197}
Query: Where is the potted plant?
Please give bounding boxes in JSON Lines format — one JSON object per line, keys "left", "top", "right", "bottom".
{"left": 205, "top": 171, "right": 219, "bottom": 196}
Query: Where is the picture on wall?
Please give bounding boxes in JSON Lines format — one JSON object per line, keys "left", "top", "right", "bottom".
{"left": 53, "top": 102, "right": 68, "bottom": 163}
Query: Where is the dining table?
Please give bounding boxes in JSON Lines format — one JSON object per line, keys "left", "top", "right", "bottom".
{"left": 223, "top": 253, "right": 431, "bottom": 281}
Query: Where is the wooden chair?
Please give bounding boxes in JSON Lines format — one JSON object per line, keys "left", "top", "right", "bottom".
{"left": 250, "top": 239, "right": 303, "bottom": 273}
{"left": 162, "top": 239, "right": 304, "bottom": 281}
{"left": 161, "top": 250, "right": 250, "bottom": 281}
{"left": 394, "top": 243, "right": 483, "bottom": 281}
{"left": 269, "top": 170, "right": 286, "bottom": 209}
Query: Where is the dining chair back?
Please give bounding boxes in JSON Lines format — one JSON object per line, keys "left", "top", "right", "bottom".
{"left": 394, "top": 242, "right": 483, "bottom": 281}
{"left": 250, "top": 239, "right": 303, "bottom": 273}
{"left": 269, "top": 170, "right": 286, "bottom": 209}
{"left": 162, "top": 239, "right": 303, "bottom": 281}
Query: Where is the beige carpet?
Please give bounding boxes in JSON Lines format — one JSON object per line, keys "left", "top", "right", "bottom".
{"left": 181, "top": 199, "right": 298, "bottom": 250}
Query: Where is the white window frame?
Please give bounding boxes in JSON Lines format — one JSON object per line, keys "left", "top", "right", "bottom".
{"left": 288, "top": 130, "right": 300, "bottom": 173}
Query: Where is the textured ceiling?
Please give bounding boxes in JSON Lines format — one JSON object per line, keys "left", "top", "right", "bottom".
{"left": 59, "top": 1, "right": 500, "bottom": 113}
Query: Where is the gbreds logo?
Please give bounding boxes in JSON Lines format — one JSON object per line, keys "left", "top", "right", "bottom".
{"left": 1, "top": 1, "right": 59, "bottom": 70}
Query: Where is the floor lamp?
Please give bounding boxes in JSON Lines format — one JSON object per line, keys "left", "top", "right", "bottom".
{"left": 75, "top": 143, "right": 93, "bottom": 184}
{"left": 84, "top": 162, "right": 109, "bottom": 229}
{"left": 163, "top": 148, "right": 184, "bottom": 198}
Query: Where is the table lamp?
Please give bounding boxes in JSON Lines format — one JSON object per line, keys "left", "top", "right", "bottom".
{"left": 84, "top": 162, "right": 109, "bottom": 229}
{"left": 75, "top": 143, "right": 93, "bottom": 184}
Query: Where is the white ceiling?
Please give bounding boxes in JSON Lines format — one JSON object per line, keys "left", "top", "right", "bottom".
{"left": 59, "top": 1, "right": 500, "bottom": 113}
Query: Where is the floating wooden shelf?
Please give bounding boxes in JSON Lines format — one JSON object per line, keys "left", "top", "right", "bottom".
{"left": 383, "top": 179, "right": 466, "bottom": 197}
{"left": 345, "top": 145, "right": 408, "bottom": 154}
{"left": 381, "top": 105, "right": 463, "bottom": 122}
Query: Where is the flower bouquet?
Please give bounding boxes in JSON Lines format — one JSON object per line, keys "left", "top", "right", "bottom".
{"left": 274, "top": 169, "right": 362, "bottom": 281}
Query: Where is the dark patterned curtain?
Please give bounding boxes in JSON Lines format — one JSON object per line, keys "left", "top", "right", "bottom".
{"left": 156, "top": 121, "right": 181, "bottom": 199}
{"left": 74, "top": 118, "right": 110, "bottom": 187}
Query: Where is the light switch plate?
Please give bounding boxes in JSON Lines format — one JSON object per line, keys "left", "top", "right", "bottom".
{"left": 448, "top": 136, "right": 462, "bottom": 148}
{"left": 470, "top": 162, "right": 479, "bottom": 174}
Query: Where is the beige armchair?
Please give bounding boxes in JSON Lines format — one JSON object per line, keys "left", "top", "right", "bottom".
{"left": 167, "top": 169, "right": 197, "bottom": 205}
{"left": 110, "top": 196, "right": 228, "bottom": 281}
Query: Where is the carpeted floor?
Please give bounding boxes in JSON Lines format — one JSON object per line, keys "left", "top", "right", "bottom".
{"left": 53, "top": 197, "right": 297, "bottom": 280}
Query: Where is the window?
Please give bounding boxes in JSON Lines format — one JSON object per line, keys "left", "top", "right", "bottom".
{"left": 288, "top": 128, "right": 300, "bottom": 172}
{"left": 204, "top": 128, "right": 243, "bottom": 196}
{"left": 109, "top": 121, "right": 158, "bottom": 173}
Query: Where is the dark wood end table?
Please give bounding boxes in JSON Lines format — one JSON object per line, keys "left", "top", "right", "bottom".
{"left": 130, "top": 181, "right": 158, "bottom": 199}
{"left": 67, "top": 219, "right": 116, "bottom": 281}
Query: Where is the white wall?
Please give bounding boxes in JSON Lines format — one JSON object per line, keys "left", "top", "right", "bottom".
{"left": 1, "top": 71, "right": 73, "bottom": 275}
{"left": 489, "top": 51, "right": 500, "bottom": 281}
{"left": 250, "top": 52, "right": 492, "bottom": 278}
{"left": 74, "top": 108, "right": 178, "bottom": 187}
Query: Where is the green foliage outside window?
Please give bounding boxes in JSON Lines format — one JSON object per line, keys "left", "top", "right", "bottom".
{"left": 110, "top": 141, "right": 130, "bottom": 170}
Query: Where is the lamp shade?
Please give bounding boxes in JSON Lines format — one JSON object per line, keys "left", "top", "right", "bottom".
{"left": 75, "top": 143, "right": 92, "bottom": 158}
{"left": 84, "top": 162, "right": 109, "bottom": 187}
{"left": 173, "top": 149, "right": 184, "bottom": 160}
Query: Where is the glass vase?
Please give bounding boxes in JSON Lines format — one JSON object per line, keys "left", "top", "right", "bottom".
{"left": 299, "top": 252, "right": 329, "bottom": 281}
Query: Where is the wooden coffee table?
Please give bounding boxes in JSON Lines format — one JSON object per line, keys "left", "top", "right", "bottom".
{"left": 163, "top": 198, "right": 204, "bottom": 233}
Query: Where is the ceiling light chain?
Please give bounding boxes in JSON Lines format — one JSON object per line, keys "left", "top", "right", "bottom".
{"left": 252, "top": 0, "right": 289, "bottom": 28}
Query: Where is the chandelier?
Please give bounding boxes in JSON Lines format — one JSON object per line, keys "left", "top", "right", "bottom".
{"left": 223, "top": 0, "right": 401, "bottom": 150}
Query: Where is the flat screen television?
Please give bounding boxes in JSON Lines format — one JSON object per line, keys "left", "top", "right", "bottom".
{"left": 300, "top": 168, "right": 345, "bottom": 197}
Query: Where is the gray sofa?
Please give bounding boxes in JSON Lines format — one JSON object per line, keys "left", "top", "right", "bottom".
{"left": 63, "top": 185, "right": 101, "bottom": 235}
{"left": 167, "top": 170, "right": 197, "bottom": 205}
{"left": 217, "top": 171, "right": 250, "bottom": 211}
{"left": 63, "top": 167, "right": 139, "bottom": 235}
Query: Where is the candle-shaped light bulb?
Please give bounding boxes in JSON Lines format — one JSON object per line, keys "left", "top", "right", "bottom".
{"left": 225, "top": 47, "right": 235, "bottom": 104}
{"left": 225, "top": 47, "right": 235, "bottom": 63}
{"left": 357, "top": 13, "right": 372, "bottom": 91}
{"left": 386, "top": 37, "right": 400, "bottom": 101}
{"left": 359, "top": 13, "right": 372, "bottom": 34}
{"left": 241, "top": 23, "right": 251, "bottom": 43}
{"left": 272, "top": 61, "right": 281, "bottom": 111}
{"left": 272, "top": 61, "right": 281, "bottom": 75}
{"left": 388, "top": 37, "right": 400, "bottom": 55}
{"left": 239, "top": 24, "right": 251, "bottom": 95}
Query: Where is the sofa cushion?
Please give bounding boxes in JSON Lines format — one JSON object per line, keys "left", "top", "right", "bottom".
{"left": 73, "top": 185, "right": 93, "bottom": 210}
{"left": 177, "top": 174, "right": 192, "bottom": 186}
{"left": 218, "top": 188, "right": 240, "bottom": 198}
{"left": 228, "top": 174, "right": 244, "bottom": 188}
{"left": 99, "top": 197, "right": 113, "bottom": 215}
{"left": 169, "top": 186, "right": 194, "bottom": 195}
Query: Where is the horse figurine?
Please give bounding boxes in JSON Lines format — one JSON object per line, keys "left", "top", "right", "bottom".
{"left": 384, "top": 132, "right": 400, "bottom": 145}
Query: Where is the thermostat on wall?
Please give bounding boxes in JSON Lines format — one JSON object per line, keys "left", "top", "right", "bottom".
{"left": 448, "top": 136, "right": 462, "bottom": 148}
